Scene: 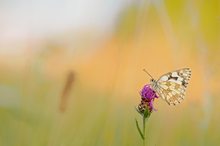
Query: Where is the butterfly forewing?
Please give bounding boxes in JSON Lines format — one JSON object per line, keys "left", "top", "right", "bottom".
{"left": 154, "top": 68, "right": 191, "bottom": 105}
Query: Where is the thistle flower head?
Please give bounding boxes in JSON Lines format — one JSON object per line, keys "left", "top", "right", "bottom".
{"left": 137, "top": 84, "right": 158, "bottom": 117}
{"left": 140, "top": 84, "right": 158, "bottom": 101}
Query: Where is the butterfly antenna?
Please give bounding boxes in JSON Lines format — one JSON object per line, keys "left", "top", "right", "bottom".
{"left": 143, "top": 69, "right": 154, "bottom": 79}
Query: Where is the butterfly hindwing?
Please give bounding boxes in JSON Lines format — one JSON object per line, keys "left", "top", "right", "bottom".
{"left": 155, "top": 68, "right": 191, "bottom": 105}
{"left": 156, "top": 81, "right": 186, "bottom": 105}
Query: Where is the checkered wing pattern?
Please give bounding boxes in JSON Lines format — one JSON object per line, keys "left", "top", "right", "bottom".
{"left": 155, "top": 68, "right": 191, "bottom": 105}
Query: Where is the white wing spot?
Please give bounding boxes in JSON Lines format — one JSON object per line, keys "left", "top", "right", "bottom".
{"left": 178, "top": 77, "right": 183, "bottom": 81}
{"left": 169, "top": 79, "right": 182, "bottom": 84}
{"left": 160, "top": 76, "right": 168, "bottom": 81}
{"left": 172, "top": 72, "right": 178, "bottom": 77}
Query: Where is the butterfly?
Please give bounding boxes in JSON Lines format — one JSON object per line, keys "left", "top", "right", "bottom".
{"left": 143, "top": 68, "right": 191, "bottom": 105}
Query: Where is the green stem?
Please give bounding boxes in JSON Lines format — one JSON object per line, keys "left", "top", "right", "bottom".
{"left": 143, "top": 116, "right": 146, "bottom": 146}
{"left": 136, "top": 108, "right": 150, "bottom": 145}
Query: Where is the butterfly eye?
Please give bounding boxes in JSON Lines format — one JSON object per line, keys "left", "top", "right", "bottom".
{"left": 150, "top": 79, "right": 154, "bottom": 82}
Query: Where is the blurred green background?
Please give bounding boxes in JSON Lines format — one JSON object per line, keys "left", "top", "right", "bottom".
{"left": 0, "top": 0, "right": 219, "bottom": 146}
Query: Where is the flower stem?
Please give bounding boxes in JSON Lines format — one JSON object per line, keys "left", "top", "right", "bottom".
{"left": 143, "top": 116, "right": 146, "bottom": 146}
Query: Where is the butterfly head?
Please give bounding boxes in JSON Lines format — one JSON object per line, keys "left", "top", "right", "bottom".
{"left": 150, "top": 78, "right": 156, "bottom": 84}
{"left": 149, "top": 78, "right": 157, "bottom": 89}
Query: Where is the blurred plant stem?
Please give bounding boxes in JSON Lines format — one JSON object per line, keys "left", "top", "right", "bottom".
{"left": 59, "top": 71, "right": 75, "bottom": 112}
{"left": 153, "top": 0, "right": 181, "bottom": 64}
{"left": 187, "top": 1, "right": 212, "bottom": 143}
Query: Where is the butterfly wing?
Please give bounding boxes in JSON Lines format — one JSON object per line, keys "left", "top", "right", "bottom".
{"left": 155, "top": 68, "right": 191, "bottom": 105}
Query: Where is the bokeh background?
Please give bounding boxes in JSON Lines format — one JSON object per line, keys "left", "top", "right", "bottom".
{"left": 0, "top": 0, "right": 220, "bottom": 146}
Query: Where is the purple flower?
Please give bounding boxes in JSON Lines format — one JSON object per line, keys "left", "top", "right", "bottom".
{"left": 140, "top": 84, "right": 158, "bottom": 100}
{"left": 138, "top": 84, "right": 158, "bottom": 113}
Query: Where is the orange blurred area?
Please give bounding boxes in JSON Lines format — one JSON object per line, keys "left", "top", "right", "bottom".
{"left": 0, "top": 32, "right": 212, "bottom": 103}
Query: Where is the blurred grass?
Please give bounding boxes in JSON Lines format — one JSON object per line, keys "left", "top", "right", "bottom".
{"left": 0, "top": 67, "right": 220, "bottom": 146}
{"left": 0, "top": 0, "right": 220, "bottom": 146}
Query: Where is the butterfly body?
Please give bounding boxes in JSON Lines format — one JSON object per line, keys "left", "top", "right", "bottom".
{"left": 150, "top": 79, "right": 158, "bottom": 90}
{"left": 148, "top": 68, "right": 191, "bottom": 105}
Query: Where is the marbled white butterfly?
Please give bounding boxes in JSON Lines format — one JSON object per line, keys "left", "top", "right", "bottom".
{"left": 143, "top": 68, "right": 191, "bottom": 105}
